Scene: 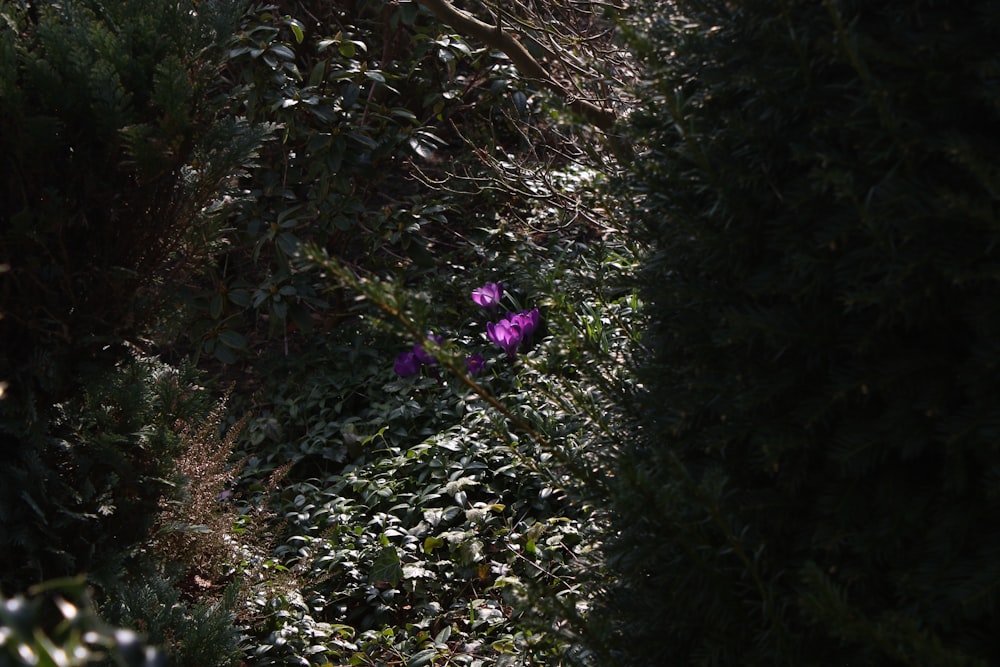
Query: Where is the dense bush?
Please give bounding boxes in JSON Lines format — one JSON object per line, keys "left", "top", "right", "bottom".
{"left": 0, "top": 0, "right": 261, "bottom": 388}
{"left": 0, "top": 4, "right": 268, "bottom": 663}
{"left": 606, "top": 1, "right": 1000, "bottom": 665}
{"left": 177, "top": 0, "right": 539, "bottom": 363}
{"left": 0, "top": 0, "right": 261, "bottom": 592}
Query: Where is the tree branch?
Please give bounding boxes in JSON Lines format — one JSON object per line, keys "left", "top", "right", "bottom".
{"left": 414, "top": 0, "right": 617, "bottom": 130}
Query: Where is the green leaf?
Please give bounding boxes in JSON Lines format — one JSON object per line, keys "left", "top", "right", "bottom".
{"left": 346, "top": 131, "right": 377, "bottom": 150}
{"left": 308, "top": 61, "right": 327, "bottom": 87}
{"left": 270, "top": 44, "right": 295, "bottom": 61}
{"left": 406, "top": 648, "right": 437, "bottom": 667}
{"left": 400, "top": 1, "right": 419, "bottom": 26}
{"left": 369, "top": 546, "right": 402, "bottom": 587}
{"left": 423, "top": 536, "right": 445, "bottom": 554}
{"left": 210, "top": 292, "right": 224, "bottom": 319}
{"left": 434, "top": 626, "right": 451, "bottom": 646}
{"left": 228, "top": 288, "right": 251, "bottom": 307}
{"left": 214, "top": 344, "right": 237, "bottom": 365}
{"left": 218, "top": 329, "right": 247, "bottom": 350}
{"left": 288, "top": 19, "right": 305, "bottom": 44}
{"left": 277, "top": 205, "right": 302, "bottom": 224}
{"left": 277, "top": 231, "right": 300, "bottom": 255}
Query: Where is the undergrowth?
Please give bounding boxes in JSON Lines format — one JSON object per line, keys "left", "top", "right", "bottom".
{"left": 224, "top": 183, "right": 643, "bottom": 666}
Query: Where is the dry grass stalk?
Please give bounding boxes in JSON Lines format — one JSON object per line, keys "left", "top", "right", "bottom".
{"left": 154, "top": 395, "right": 247, "bottom": 591}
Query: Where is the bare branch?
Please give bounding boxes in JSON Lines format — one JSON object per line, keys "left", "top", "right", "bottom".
{"left": 414, "top": 0, "right": 618, "bottom": 130}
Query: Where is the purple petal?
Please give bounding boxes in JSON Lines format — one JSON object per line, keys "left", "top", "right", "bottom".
{"left": 487, "top": 320, "right": 522, "bottom": 358}
{"left": 394, "top": 351, "right": 421, "bottom": 377}
{"left": 519, "top": 308, "right": 540, "bottom": 337}
{"left": 413, "top": 334, "right": 444, "bottom": 365}
{"left": 465, "top": 354, "right": 485, "bottom": 376}
{"left": 471, "top": 282, "right": 503, "bottom": 309}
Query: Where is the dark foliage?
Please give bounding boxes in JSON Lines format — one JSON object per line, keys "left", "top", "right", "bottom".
{"left": 177, "top": 0, "right": 538, "bottom": 365}
{"left": 0, "top": 0, "right": 259, "bottom": 593}
{"left": 0, "top": 355, "right": 212, "bottom": 594}
{"left": 0, "top": 577, "right": 165, "bottom": 667}
{"left": 0, "top": 0, "right": 259, "bottom": 391}
{"left": 606, "top": 1, "right": 1000, "bottom": 665}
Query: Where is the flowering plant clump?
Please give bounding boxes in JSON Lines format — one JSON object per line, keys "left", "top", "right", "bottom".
{"left": 485, "top": 319, "right": 521, "bottom": 359}
{"left": 393, "top": 282, "right": 541, "bottom": 377}
{"left": 473, "top": 281, "right": 541, "bottom": 360}
{"left": 393, "top": 332, "right": 486, "bottom": 378}
{"left": 484, "top": 308, "right": 540, "bottom": 359}
{"left": 413, "top": 334, "right": 443, "bottom": 366}
{"left": 393, "top": 350, "right": 421, "bottom": 377}
{"left": 465, "top": 353, "right": 485, "bottom": 375}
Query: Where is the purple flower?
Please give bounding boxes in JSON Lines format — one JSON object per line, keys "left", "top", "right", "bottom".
{"left": 486, "top": 309, "right": 542, "bottom": 359}
{"left": 413, "top": 333, "right": 444, "bottom": 366}
{"left": 394, "top": 350, "right": 421, "bottom": 377}
{"left": 505, "top": 308, "right": 540, "bottom": 339}
{"left": 471, "top": 282, "right": 503, "bottom": 310}
{"left": 465, "top": 353, "right": 485, "bottom": 376}
{"left": 487, "top": 319, "right": 523, "bottom": 359}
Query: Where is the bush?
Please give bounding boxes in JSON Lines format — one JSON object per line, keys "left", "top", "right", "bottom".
{"left": 0, "top": 354, "right": 210, "bottom": 594}
{"left": 606, "top": 1, "right": 1000, "bottom": 665}
{"left": 178, "top": 0, "right": 524, "bottom": 363}
{"left": 101, "top": 574, "right": 242, "bottom": 667}
{"left": 0, "top": 0, "right": 260, "bottom": 390}
{"left": 0, "top": 0, "right": 261, "bottom": 593}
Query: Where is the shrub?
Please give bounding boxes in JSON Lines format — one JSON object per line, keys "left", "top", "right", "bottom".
{"left": 0, "top": 355, "right": 209, "bottom": 594}
{"left": 101, "top": 574, "right": 242, "bottom": 667}
{"left": 0, "top": 0, "right": 262, "bottom": 592}
{"left": 178, "top": 0, "right": 519, "bottom": 363}
{"left": 0, "top": 0, "right": 260, "bottom": 391}
{"left": 606, "top": 1, "right": 1000, "bottom": 665}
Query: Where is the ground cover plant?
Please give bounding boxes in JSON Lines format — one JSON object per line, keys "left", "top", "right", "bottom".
{"left": 225, "top": 197, "right": 642, "bottom": 665}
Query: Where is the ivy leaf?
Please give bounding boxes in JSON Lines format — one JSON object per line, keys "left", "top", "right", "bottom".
{"left": 423, "top": 536, "right": 445, "bottom": 554}
{"left": 369, "top": 545, "right": 402, "bottom": 587}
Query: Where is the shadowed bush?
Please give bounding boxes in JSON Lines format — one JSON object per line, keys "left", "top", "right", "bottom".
{"left": 0, "top": 0, "right": 261, "bottom": 596}
{"left": 605, "top": 1, "right": 1000, "bottom": 665}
